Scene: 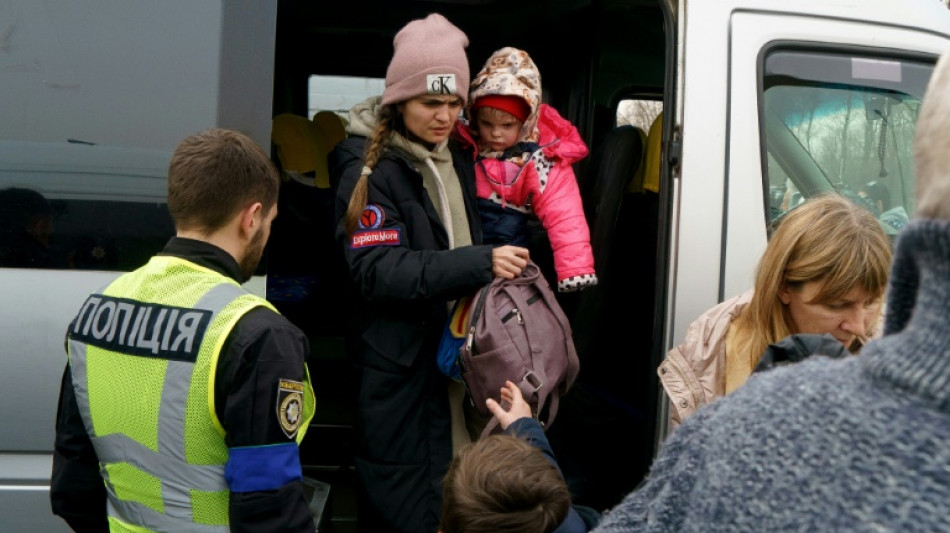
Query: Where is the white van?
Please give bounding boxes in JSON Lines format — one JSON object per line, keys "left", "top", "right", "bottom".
{"left": 1, "top": 0, "right": 948, "bottom": 531}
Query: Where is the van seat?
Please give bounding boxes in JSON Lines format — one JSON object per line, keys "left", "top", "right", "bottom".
{"left": 548, "top": 124, "right": 656, "bottom": 510}
{"left": 312, "top": 110, "right": 347, "bottom": 153}
{"left": 267, "top": 112, "right": 351, "bottom": 340}
{"left": 574, "top": 124, "right": 645, "bottom": 359}
{"left": 272, "top": 112, "right": 340, "bottom": 189}
{"left": 640, "top": 111, "right": 663, "bottom": 193}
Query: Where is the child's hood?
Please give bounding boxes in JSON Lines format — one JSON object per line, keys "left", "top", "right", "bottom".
{"left": 537, "top": 103, "right": 589, "bottom": 165}
{"left": 468, "top": 47, "right": 542, "bottom": 142}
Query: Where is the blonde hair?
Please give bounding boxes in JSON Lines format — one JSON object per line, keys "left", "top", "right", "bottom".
{"left": 914, "top": 50, "right": 950, "bottom": 220}
{"left": 730, "top": 194, "right": 892, "bottom": 368}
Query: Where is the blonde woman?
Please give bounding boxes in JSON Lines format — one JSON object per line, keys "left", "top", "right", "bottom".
{"left": 658, "top": 194, "right": 892, "bottom": 431}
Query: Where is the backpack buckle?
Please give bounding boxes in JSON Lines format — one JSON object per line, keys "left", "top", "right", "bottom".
{"left": 522, "top": 371, "right": 543, "bottom": 393}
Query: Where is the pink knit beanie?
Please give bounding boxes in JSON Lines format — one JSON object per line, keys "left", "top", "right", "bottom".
{"left": 381, "top": 13, "right": 470, "bottom": 106}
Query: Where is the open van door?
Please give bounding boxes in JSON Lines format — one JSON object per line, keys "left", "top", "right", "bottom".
{"left": 659, "top": 0, "right": 950, "bottom": 443}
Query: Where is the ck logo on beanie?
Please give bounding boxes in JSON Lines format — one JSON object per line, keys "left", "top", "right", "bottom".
{"left": 381, "top": 13, "right": 470, "bottom": 105}
{"left": 428, "top": 74, "right": 457, "bottom": 96}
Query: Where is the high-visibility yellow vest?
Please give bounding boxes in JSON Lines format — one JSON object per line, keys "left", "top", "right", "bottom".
{"left": 67, "top": 256, "right": 315, "bottom": 532}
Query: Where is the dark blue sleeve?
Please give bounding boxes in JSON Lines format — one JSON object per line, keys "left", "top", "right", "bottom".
{"left": 51, "top": 364, "right": 109, "bottom": 532}
{"left": 506, "top": 418, "right": 596, "bottom": 532}
{"left": 505, "top": 418, "right": 562, "bottom": 476}
{"left": 553, "top": 507, "right": 592, "bottom": 533}
{"left": 219, "top": 308, "right": 316, "bottom": 533}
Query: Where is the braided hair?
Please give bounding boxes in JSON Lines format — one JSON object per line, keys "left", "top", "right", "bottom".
{"left": 343, "top": 105, "right": 397, "bottom": 236}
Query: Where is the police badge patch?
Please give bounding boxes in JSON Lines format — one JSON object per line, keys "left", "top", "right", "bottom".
{"left": 276, "top": 379, "right": 304, "bottom": 438}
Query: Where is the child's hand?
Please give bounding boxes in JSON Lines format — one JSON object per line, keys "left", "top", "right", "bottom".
{"left": 485, "top": 380, "right": 533, "bottom": 430}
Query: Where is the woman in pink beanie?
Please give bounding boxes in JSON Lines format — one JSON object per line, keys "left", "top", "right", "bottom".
{"left": 328, "top": 12, "right": 531, "bottom": 533}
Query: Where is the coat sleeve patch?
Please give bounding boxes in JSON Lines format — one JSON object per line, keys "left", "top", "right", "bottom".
{"left": 350, "top": 203, "right": 401, "bottom": 248}
{"left": 350, "top": 229, "right": 401, "bottom": 248}
{"left": 277, "top": 379, "right": 304, "bottom": 439}
{"left": 358, "top": 204, "right": 385, "bottom": 229}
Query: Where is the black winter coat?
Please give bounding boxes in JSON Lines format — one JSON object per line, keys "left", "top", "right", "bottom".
{"left": 328, "top": 135, "right": 495, "bottom": 533}
{"left": 330, "top": 136, "right": 494, "bottom": 352}
{"left": 754, "top": 333, "right": 850, "bottom": 373}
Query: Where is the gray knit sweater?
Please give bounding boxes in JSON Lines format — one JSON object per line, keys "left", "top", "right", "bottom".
{"left": 594, "top": 219, "right": 950, "bottom": 532}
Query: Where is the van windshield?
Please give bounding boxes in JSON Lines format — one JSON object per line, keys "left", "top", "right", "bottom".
{"left": 762, "top": 49, "right": 935, "bottom": 237}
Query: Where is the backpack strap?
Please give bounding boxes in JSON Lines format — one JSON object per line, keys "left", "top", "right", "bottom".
{"left": 480, "top": 417, "right": 500, "bottom": 439}
{"left": 526, "top": 266, "right": 579, "bottom": 429}
{"left": 478, "top": 369, "right": 544, "bottom": 440}
{"left": 462, "top": 282, "right": 503, "bottom": 441}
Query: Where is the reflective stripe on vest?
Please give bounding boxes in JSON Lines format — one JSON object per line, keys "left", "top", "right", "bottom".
{"left": 68, "top": 257, "right": 275, "bottom": 532}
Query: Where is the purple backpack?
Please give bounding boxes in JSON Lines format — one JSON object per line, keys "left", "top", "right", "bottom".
{"left": 458, "top": 261, "right": 580, "bottom": 439}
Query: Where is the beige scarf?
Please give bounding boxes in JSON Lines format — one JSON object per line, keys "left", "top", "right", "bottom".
{"left": 389, "top": 133, "right": 471, "bottom": 249}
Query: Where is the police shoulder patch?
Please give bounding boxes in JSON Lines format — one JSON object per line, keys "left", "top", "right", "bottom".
{"left": 276, "top": 379, "right": 304, "bottom": 439}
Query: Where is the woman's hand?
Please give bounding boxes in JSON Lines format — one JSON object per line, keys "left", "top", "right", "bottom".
{"left": 491, "top": 245, "right": 530, "bottom": 279}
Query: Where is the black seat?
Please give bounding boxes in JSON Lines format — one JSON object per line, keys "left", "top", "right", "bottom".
{"left": 573, "top": 125, "right": 645, "bottom": 360}
{"left": 546, "top": 124, "right": 659, "bottom": 511}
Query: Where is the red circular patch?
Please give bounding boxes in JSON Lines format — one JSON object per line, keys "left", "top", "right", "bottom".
{"left": 361, "top": 209, "right": 377, "bottom": 228}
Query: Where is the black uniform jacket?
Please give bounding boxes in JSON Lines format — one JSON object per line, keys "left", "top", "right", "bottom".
{"left": 51, "top": 238, "right": 316, "bottom": 533}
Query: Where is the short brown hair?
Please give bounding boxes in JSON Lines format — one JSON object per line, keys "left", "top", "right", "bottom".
{"left": 440, "top": 434, "right": 571, "bottom": 533}
{"left": 167, "top": 128, "right": 279, "bottom": 233}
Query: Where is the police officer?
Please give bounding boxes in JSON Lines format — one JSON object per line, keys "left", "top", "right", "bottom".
{"left": 51, "top": 128, "right": 317, "bottom": 532}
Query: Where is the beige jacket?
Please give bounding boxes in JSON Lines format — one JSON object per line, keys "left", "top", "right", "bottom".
{"left": 659, "top": 289, "right": 886, "bottom": 433}
{"left": 658, "top": 290, "right": 753, "bottom": 432}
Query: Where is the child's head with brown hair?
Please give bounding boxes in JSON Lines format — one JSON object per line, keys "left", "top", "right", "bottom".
{"left": 468, "top": 47, "right": 543, "bottom": 154}
{"left": 440, "top": 434, "right": 571, "bottom": 533}
{"left": 470, "top": 95, "right": 531, "bottom": 154}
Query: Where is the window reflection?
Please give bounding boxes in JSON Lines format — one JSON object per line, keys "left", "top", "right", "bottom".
{"left": 762, "top": 49, "right": 932, "bottom": 240}
{"left": 0, "top": 142, "right": 173, "bottom": 271}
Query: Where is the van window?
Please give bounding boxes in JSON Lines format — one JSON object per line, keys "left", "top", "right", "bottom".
{"left": 0, "top": 2, "right": 225, "bottom": 273}
{"left": 308, "top": 75, "right": 385, "bottom": 118}
{"left": 0, "top": 142, "right": 173, "bottom": 271}
{"left": 761, "top": 49, "right": 934, "bottom": 236}
{"left": 617, "top": 98, "right": 663, "bottom": 130}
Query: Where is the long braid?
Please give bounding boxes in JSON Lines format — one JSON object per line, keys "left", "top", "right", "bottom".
{"left": 344, "top": 106, "right": 395, "bottom": 236}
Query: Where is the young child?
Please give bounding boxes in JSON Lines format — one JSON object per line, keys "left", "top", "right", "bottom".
{"left": 439, "top": 381, "right": 598, "bottom": 533}
{"left": 464, "top": 46, "right": 597, "bottom": 293}
{"left": 435, "top": 47, "right": 596, "bottom": 382}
